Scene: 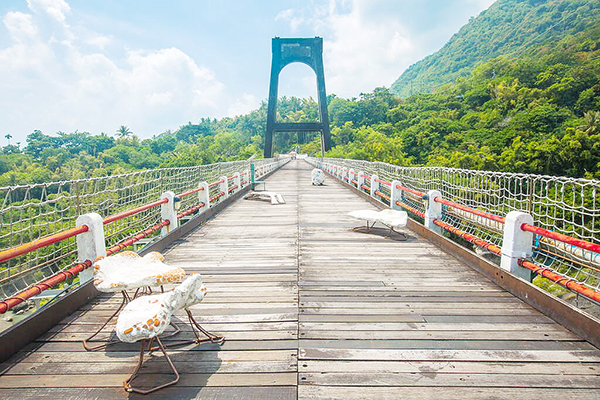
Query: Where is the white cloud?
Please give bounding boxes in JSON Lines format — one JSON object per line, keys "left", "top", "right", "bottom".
{"left": 26, "top": 0, "right": 71, "bottom": 24}
{"left": 4, "top": 12, "right": 38, "bottom": 41}
{"left": 227, "top": 93, "right": 260, "bottom": 117}
{"left": 291, "top": 0, "right": 416, "bottom": 97}
{"left": 0, "top": 1, "right": 232, "bottom": 142}
{"left": 274, "top": 8, "right": 304, "bottom": 32}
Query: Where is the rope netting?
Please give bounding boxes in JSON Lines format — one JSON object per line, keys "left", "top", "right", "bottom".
{"left": 0, "top": 159, "right": 277, "bottom": 300}
{"left": 311, "top": 157, "right": 600, "bottom": 298}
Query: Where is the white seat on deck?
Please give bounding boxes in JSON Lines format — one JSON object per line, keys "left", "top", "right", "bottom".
{"left": 348, "top": 209, "right": 408, "bottom": 239}
{"left": 93, "top": 251, "right": 186, "bottom": 292}
{"left": 115, "top": 273, "right": 224, "bottom": 394}
{"left": 82, "top": 251, "right": 186, "bottom": 351}
{"left": 311, "top": 168, "right": 325, "bottom": 185}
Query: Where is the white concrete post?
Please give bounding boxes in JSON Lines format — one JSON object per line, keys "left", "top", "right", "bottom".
{"left": 357, "top": 171, "right": 366, "bottom": 192}
{"left": 501, "top": 211, "right": 534, "bottom": 281}
{"left": 342, "top": 168, "right": 348, "bottom": 183}
{"left": 233, "top": 172, "right": 241, "bottom": 193}
{"left": 198, "top": 181, "right": 210, "bottom": 212}
{"left": 424, "top": 190, "right": 443, "bottom": 234}
{"left": 160, "top": 191, "right": 178, "bottom": 236}
{"left": 219, "top": 176, "right": 229, "bottom": 199}
{"left": 349, "top": 169, "right": 356, "bottom": 187}
{"left": 76, "top": 213, "right": 106, "bottom": 283}
{"left": 370, "top": 174, "right": 380, "bottom": 198}
{"left": 391, "top": 180, "right": 403, "bottom": 210}
{"left": 241, "top": 169, "right": 249, "bottom": 188}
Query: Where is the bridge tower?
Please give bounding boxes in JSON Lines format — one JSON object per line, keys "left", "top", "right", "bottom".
{"left": 264, "top": 37, "right": 332, "bottom": 158}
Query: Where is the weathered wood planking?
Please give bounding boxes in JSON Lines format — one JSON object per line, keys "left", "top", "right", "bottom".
{"left": 293, "top": 161, "right": 600, "bottom": 399}
{"left": 1, "top": 160, "right": 600, "bottom": 400}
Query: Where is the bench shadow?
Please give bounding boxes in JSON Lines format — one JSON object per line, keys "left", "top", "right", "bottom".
{"left": 350, "top": 226, "right": 412, "bottom": 241}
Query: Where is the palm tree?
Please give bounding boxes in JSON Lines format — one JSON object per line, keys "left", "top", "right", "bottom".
{"left": 579, "top": 111, "right": 600, "bottom": 134}
{"left": 116, "top": 125, "right": 132, "bottom": 138}
{"left": 4, "top": 134, "right": 12, "bottom": 145}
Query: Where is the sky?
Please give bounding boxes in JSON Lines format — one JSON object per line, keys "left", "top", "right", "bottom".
{"left": 0, "top": 0, "right": 496, "bottom": 144}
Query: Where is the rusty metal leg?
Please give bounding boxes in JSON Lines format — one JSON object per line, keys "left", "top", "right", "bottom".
{"left": 124, "top": 336, "right": 179, "bottom": 394}
{"left": 158, "top": 309, "right": 224, "bottom": 349}
{"left": 186, "top": 309, "right": 225, "bottom": 344}
{"left": 82, "top": 291, "right": 127, "bottom": 351}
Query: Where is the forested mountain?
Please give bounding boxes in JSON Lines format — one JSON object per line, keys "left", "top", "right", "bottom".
{"left": 390, "top": 0, "right": 600, "bottom": 97}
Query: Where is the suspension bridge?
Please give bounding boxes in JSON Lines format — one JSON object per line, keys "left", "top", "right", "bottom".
{"left": 0, "top": 158, "right": 598, "bottom": 399}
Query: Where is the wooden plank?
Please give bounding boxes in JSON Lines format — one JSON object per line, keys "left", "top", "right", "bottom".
{"left": 0, "top": 372, "right": 297, "bottom": 388}
{"left": 299, "top": 348, "right": 600, "bottom": 362}
{"left": 298, "top": 360, "right": 600, "bottom": 375}
{"left": 0, "top": 387, "right": 296, "bottom": 400}
{"left": 297, "top": 330, "right": 581, "bottom": 341}
{"left": 298, "top": 372, "right": 600, "bottom": 388}
{"left": 298, "top": 386, "right": 600, "bottom": 400}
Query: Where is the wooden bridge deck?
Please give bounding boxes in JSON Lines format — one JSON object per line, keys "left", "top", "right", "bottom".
{"left": 1, "top": 160, "right": 599, "bottom": 399}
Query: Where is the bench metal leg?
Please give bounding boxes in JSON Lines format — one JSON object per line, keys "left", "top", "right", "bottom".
{"left": 124, "top": 336, "right": 179, "bottom": 394}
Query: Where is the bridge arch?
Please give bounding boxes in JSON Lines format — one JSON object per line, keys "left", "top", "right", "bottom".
{"left": 264, "top": 37, "right": 332, "bottom": 157}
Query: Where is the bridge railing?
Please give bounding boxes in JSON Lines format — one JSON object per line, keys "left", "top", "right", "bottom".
{"left": 309, "top": 157, "right": 600, "bottom": 307}
{"left": 0, "top": 158, "right": 287, "bottom": 322}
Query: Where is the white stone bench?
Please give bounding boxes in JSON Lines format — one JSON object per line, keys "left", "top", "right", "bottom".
{"left": 116, "top": 273, "right": 224, "bottom": 394}
{"left": 348, "top": 209, "right": 408, "bottom": 239}
{"left": 311, "top": 168, "right": 325, "bottom": 185}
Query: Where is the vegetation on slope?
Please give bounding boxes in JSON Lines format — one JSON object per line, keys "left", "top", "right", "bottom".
{"left": 390, "top": 0, "right": 600, "bottom": 97}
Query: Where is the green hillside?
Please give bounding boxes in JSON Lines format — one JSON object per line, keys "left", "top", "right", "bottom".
{"left": 390, "top": 0, "right": 600, "bottom": 97}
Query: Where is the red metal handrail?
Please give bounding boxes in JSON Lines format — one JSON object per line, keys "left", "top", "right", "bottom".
{"left": 210, "top": 192, "right": 225, "bottom": 202}
{"left": 434, "top": 197, "right": 506, "bottom": 224}
{"left": 360, "top": 174, "right": 371, "bottom": 180}
{"left": 0, "top": 259, "right": 93, "bottom": 314}
{"left": 228, "top": 185, "right": 239, "bottom": 193}
{"left": 374, "top": 178, "right": 392, "bottom": 186}
{"left": 0, "top": 225, "right": 89, "bottom": 264}
{"left": 521, "top": 223, "right": 600, "bottom": 255}
{"left": 433, "top": 220, "right": 502, "bottom": 255}
{"left": 209, "top": 179, "right": 224, "bottom": 188}
{"left": 360, "top": 184, "right": 370, "bottom": 192}
{"left": 519, "top": 259, "right": 600, "bottom": 303}
{"left": 395, "top": 200, "right": 425, "bottom": 218}
{"left": 177, "top": 186, "right": 204, "bottom": 198}
{"left": 177, "top": 203, "right": 206, "bottom": 219}
{"left": 395, "top": 184, "right": 425, "bottom": 198}
{"left": 103, "top": 198, "right": 168, "bottom": 225}
{"left": 105, "top": 220, "right": 171, "bottom": 256}
{"left": 374, "top": 190, "right": 390, "bottom": 203}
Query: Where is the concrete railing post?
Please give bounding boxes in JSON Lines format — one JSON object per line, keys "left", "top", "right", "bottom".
{"left": 233, "top": 172, "right": 241, "bottom": 193}
{"left": 342, "top": 168, "right": 348, "bottom": 183}
{"left": 219, "top": 176, "right": 229, "bottom": 199}
{"left": 198, "top": 181, "right": 210, "bottom": 212}
{"left": 160, "top": 191, "right": 178, "bottom": 236}
{"left": 424, "top": 190, "right": 442, "bottom": 234}
{"left": 391, "top": 180, "right": 403, "bottom": 210}
{"left": 357, "top": 171, "right": 365, "bottom": 192}
{"left": 76, "top": 213, "right": 106, "bottom": 284}
{"left": 370, "top": 175, "right": 380, "bottom": 198}
{"left": 242, "top": 169, "right": 249, "bottom": 188}
{"left": 501, "top": 211, "right": 534, "bottom": 282}
{"left": 349, "top": 169, "right": 356, "bottom": 187}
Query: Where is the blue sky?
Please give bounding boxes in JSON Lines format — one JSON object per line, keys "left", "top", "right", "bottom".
{"left": 0, "top": 0, "right": 496, "bottom": 143}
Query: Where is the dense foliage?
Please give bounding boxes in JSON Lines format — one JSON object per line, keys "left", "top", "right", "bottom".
{"left": 391, "top": 0, "right": 600, "bottom": 97}
{"left": 320, "top": 26, "right": 600, "bottom": 178}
